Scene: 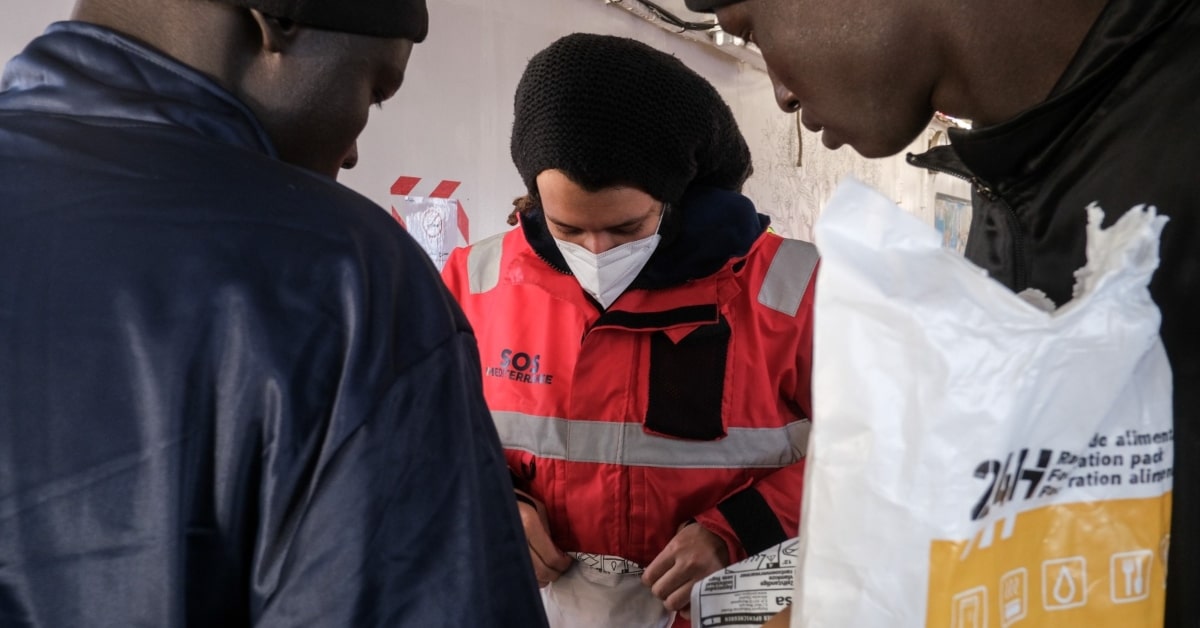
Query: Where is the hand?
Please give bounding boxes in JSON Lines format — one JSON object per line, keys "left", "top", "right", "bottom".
{"left": 642, "top": 520, "right": 730, "bottom": 613}
{"left": 514, "top": 489, "right": 572, "bottom": 587}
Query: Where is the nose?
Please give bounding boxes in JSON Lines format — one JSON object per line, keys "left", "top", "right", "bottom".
{"left": 341, "top": 142, "right": 360, "bottom": 170}
{"left": 581, "top": 232, "right": 619, "bottom": 255}
{"left": 768, "top": 67, "right": 800, "bottom": 113}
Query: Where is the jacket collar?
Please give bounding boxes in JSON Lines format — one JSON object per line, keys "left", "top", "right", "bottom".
{"left": 0, "top": 21, "right": 277, "bottom": 157}
{"left": 520, "top": 186, "right": 770, "bottom": 290}
{"left": 909, "top": 0, "right": 1188, "bottom": 187}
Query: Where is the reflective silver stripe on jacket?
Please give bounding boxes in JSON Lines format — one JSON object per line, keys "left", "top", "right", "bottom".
{"left": 467, "top": 232, "right": 506, "bottom": 294}
{"left": 492, "top": 411, "right": 809, "bottom": 469}
{"left": 758, "top": 239, "right": 819, "bottom": 316}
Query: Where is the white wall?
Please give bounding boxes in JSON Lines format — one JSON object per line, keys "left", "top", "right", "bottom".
{"left": 0, "top": 0, "right": 75, "bottom": 63}
{"left": 340, "top": 0, "right": 971, "bottom": 244}
{"left": 1, "top": 0, "right": 970, "bottom": 245}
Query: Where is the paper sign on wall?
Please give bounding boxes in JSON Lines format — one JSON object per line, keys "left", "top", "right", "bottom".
{"left": 389, "top": 176, "right": 471, "bottom": 271}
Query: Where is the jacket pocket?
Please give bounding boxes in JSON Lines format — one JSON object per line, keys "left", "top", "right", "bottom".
{"left": 644, "top": 317, "right": 730, "bottom": 441}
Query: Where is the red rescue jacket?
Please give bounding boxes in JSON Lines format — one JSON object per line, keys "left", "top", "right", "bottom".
{"left": 442, "top": 188, "right": 817, "bottom": 568}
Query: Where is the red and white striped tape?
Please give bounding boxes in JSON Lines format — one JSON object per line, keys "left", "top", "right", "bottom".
{"left": 389, "top": 176, "right": 470, "bottom": 244}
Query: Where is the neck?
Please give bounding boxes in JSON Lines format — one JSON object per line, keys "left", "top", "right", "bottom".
{"left": 72, "top": 0, "right": 250, "bottom": 94}
{"left": 931, "top": 0, "right": 1108, "bottom": 127}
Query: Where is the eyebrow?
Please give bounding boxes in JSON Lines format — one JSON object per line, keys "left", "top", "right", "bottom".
{"left": 546, "top": 215, "right": 646, "bottom": 232}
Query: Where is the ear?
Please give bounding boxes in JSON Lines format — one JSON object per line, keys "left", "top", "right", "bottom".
{"left": 248, "top": 9, "right": 300, "bottom": 53}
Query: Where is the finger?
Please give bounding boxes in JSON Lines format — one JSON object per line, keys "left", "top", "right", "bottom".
{"left": 528, "top": 547, "right": 554, "bottom": 586}
{"left": 527, "top": 532, "right": 572, "bottom": 573}
{"left": 528, "top": 540, "right": 571, "bottom": 580}
{"left": 664, "top": 580, "right": 696, "bottom": 612}
{"left": 517, "top": 502, "right": 572, "bottom": 582}
{"left": 642, "top": 546, "right": 675, "bottom": 587}
{"left": 649, "top": 562, "right": 694, "bottom": 601}
{"left": 679, "top": 607, "right": 691, "bottom": 621}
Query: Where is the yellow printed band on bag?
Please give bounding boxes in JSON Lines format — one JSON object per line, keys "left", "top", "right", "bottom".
{"left": 926, "top": 494, "right": 1171, "bottom": 628}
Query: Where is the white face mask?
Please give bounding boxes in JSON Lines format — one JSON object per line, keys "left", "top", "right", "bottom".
{"left": 553, "top": 212, "right": 663, "bottom": 309}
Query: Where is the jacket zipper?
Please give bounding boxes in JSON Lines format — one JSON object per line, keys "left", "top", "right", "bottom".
{"left": 533, "top": 248, "right": 606, "bottom": 333}
{"left": 994, "top": 195, "right": 1029, "bottom": 291}
{"left": 532, "top": 249, "right": 572, "bottom": 276}
{"left": 621, "top": 428, "right": 632, "bottom": 560}
{"left": 908, "top": 155, "right": 1030, "bottom": 290}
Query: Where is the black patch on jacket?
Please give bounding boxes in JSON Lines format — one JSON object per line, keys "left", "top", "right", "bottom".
{"left": 717, "top": 488, "right": 788, "bottom": 556}
{"left": 644, "top": 317, "right": 730, "bottom": 441}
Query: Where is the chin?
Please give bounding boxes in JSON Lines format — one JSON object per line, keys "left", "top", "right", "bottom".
{"left": 850, "top": 142, "right": 904, "bottom": 159}
{"left": 279, "top": 152, "right": 341, "bottom": 180}
{"left": 848, "top": 130, "right": 925, "bottom": 159}
{"left": 314, "top": 163, "right": 342, "bottom": 180}
{"left": 839, "top": 114, "right": 932, "bottom": 159}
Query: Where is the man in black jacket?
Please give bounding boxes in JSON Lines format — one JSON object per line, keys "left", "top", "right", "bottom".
{"left": 0, "top": 1, "right": 547, "bottom": 626}
{"left": 687, "top": 0, "right": 1199, "bottom": 625}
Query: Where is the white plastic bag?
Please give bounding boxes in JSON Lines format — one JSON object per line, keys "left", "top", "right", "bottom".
{"left": 796, "top": 179, "right": 1173, "bottom": 628}
{"left": 541, "top": 553, "right": 674, "bottom": 628}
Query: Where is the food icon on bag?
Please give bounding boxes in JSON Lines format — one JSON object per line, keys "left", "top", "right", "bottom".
{"left": 1109, "top": 550, "right": 1153, "bottom": 604}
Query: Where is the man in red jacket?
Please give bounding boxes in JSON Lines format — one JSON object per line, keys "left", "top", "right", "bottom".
{"left": 443, "top": 33, "right": 818, "bottom": 627}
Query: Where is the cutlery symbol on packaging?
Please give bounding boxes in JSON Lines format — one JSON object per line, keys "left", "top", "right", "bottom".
{"left": 1111, "top": 551, "right": 1153, "bottom": 603}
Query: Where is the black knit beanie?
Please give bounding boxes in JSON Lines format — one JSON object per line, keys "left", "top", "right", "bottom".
{"left": 511, "top": 33, "right": 752, "bottom": 204}
{"left": 683, "top": 0, "right": 743, "bottom": 12}
{"left": 214, "top": 0, "right": 428, "bottom": 42}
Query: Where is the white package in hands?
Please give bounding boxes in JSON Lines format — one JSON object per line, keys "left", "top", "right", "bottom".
{"left": 796, "top": 179, "right": 1173, "bottom": 628}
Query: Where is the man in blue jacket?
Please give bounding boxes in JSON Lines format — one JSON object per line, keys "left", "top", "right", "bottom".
{"left": 0, "top": 1, "right": 548, "bottom": 626}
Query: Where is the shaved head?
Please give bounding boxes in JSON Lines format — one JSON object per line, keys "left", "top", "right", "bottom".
{"left": 73, "top": 0, "right": 417, "bottom": 178}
